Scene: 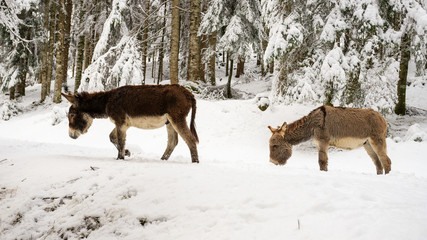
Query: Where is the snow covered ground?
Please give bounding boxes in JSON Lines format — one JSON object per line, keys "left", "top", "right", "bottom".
{"left": 1, "top": 81, "right": 427, "bottom": 240}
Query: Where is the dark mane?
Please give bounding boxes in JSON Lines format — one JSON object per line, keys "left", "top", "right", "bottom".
{"left": 286, "top": 106, "right": 326, "bottom": 134}
{"left": 286, "top": 115, "right": 309, "bottom": 134}
{"left": 75, "top": 91, "right": 110, "bottom": 118}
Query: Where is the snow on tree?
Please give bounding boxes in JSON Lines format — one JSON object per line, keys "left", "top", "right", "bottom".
{"left": 79, "top": 35, "right": 143, "bottom": 92}
{"left": 0, "top": 0, "right": 41, "bottom": 98}
{"left": 0, "top": 0, "right": 27, "bottom": 45}
{"left": 200, "top": 0, "right": 263, "bottom": 63}
{"left": 263, "top": 0, "right": 427, "bottom": 113}
{"left": 91, "top": 0, "right": 129, "bottom": 63}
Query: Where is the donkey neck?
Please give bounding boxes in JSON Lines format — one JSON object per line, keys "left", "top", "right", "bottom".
{"left": 284, "top": 106, "right": 326, "bottom": 145}
{"left": 284, "top": 116, "right": 316, "bottom": 145}
{"left": 79, "top": 91, "right": 110, "bottom": 118}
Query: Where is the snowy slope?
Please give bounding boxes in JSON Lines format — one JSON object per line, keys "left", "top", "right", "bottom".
{"left": 1, "top": 83, "right": 427, "bottom": 240}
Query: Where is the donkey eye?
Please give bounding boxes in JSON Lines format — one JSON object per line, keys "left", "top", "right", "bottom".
{"left": 69, "top": 113, "right": 76, "bottom": 118}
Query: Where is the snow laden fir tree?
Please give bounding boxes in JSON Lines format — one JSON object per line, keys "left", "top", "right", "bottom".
{"left": 0, "top": 0, "right": 426, "bottom": 115}
{"left": 262, "top": 0, "right": 427, "bottom": 113}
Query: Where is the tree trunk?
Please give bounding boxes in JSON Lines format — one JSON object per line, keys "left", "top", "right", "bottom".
{"left": 83, "top": 37, "right": 91, "bottom": 70}
{"left": 61, "top": 0, "right": 73, "bottom": 93}
{"left": 46, "top": 0, "right": 57, "bottom": 96}
{"left": 40, "top": 0, "right": 50, "bottom": 101}
{"left": 225, "top": 52, "right": 229, "bottom": 77}
{"left": 199, "top": 34, "right": 207, "bottom": 83}
{"left": 395, "top": 30, "right": 411, "bottom": 115}
{"left": 18, "top": 72, "right": 27, "bottom": 97}
{"left": 269, "top": 59, "right": 274, "bottom": 74}
{"left": 75, "top": 35, "right": 85, "bottom": 92}
{"left": 227, "top": 58, "right": 233, "bottom": 99}
{"left": 9, "top": 85, "right": 15, "bottom": 100}
{"left": 88, "top": 0, "right": 99, "bottom": 66}
{"left": 170, "top": 0, "right": 180, "bottom": 84}
{"left": 187, "top": 0, "right": 201, "bottom": 82}
{"left": 261, "top": 24, "right": 270, "bottom": 76}
{"left": 141, "top": 0, "right": 150, "bottom": 84}
{"left": 53, "top": 0, "right": 66, "bottom": 103}
{"left": 235, "top": 57, "right": 244, "bottom": 78}
{"left": 152, "top": 51, "right": 156, "bottom": 79}
{"left": 74, "top": 0, "right": 86, "bottom": 93}
{"left": 208, "top": 32, "right": 216, "bottom": 85}
{"left": 18, "top": 52, "right": 29, "bottom": 97}
{"left": 157, "top": 0, "right": 167, "bottom": 84}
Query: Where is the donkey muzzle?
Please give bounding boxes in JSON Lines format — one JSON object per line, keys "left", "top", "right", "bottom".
{"left": 69, "top": 129, "right": 81, "bottom": 139}
{"left": 270, "top": 158, "right": 280, "bottom": 165}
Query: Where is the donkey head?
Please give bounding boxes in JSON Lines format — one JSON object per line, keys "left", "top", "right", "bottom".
{"left": 268, "top": 122, "right": 292, "bottom": 165}
{"left": 61, "top": 93, "right": 94, "bottom": 139}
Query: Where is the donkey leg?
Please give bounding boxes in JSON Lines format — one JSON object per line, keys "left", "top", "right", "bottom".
{"left": 169, "top": 119, "right": 199, "bottom": 163}
{"left": 109, "top": 128, "right": 130, "bottom": 157}
{"left": 161, "top": 123, "right": 179, "bottom": 160}
{"left": 363, "top": 141, "right": 383, "bottom": 175}
{"left": 116, "top": 125, "right": 129, "bottom": 160}
{"left": 369, "top": 138, "right": 392, "bottom": 174}
{"left": 317, "top": 142, "right": 329, "bottom": 171}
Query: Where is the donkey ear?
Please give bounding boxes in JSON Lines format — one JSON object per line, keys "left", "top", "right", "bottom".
{"left": 61, "top": 93, "right": 78, "bottom": 106}
{"left": 279, "top": 122, "right": 287, "bottom": 138}
{"left": 281, "top": 122, "right": 287, "bottom": 130}
{"left": 268, "top": 126, "right": 277, "bottom": 133}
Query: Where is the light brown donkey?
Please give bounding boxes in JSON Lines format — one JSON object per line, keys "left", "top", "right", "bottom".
{"left": 268, "top": 106, "right": 391, "bottom": 174}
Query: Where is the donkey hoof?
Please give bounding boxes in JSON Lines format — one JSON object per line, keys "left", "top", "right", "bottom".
{"left": 125, "top": 149, "right": 131, "bottom": 157}
{"left": 161, "top": 155, "right": 170, "bottom": 161}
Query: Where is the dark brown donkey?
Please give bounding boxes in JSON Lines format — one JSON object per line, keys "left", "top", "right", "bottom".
{"left": 268, "top": 106, "right": 392, "bottom": 174}
{"left": 62, "top": 84, "right": 199, "bottom": 162}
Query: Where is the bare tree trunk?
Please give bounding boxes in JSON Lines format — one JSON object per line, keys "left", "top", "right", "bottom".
{"left": 83, "top": 37, "right": 91, "bottom": 70}
{"left": 9, "top": 85, "right": 15, "bottom": 100}
{"left": 187, "top": 0, "right": 201, "bottom": 82}
{"left": 53, "top": 0, "right": 67, "bottom": 103}
{"left": 235, "top": 57, "right": 244, "bottom": 78}
{"left": 88, "top": 0, "right": 99, "bottom": 66}
{"left": 141, "top": 0, "right": 150, "bottom": 84}
{"left": 208, "top": 32, "right": 216, "bottom": 85}
{"left": 199, "top": 34, "right": 207, "bottom": 83}
{"left": 225, "top": 52, "right": 229, "bottom": 77}
{"left": 18, "top": 72, "right": 27, "bottom": 97}
{"left": 157, "top": 0, "right": 167, "bottom": 84}
{"left": 82, "top": 0, "right": 98, "bottom": 71}
{"left": 170, "top": 0, "right": 180, "bottom": 84}
{"left": 227, "top": 58, "right": 233, "bottom": 98}
{"left": 40, "top": 0, "right": 50, "bottom": 101}
{"left": 46, "top": 0, "right": 57, "bottom": 96}
{"left": 152, "top": 51, "right": 156, "bottom": 79}
{"left": 269, "top": 59, "right": 274, "bottom": 74}
{"left": 261, "top": 25, "right": 269, "bottom": 76}
{"left": 18, "top": 50, "right": 29, "bottom": 97}
{"left": 75, "top": 35, "right": 85, "bottom": 92}
{"left": 395, "top": 30, "right": 411, "bottom": 115}
{"left": 74, "top": 0, "right": 86, "bottom": 92}
{"left": 61, "top": 0, "right": 73, "bottom": 93}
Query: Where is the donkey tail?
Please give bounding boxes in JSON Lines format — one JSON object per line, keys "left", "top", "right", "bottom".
{"left": 190, "top": 97, "right": 199, "bottom": 143}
